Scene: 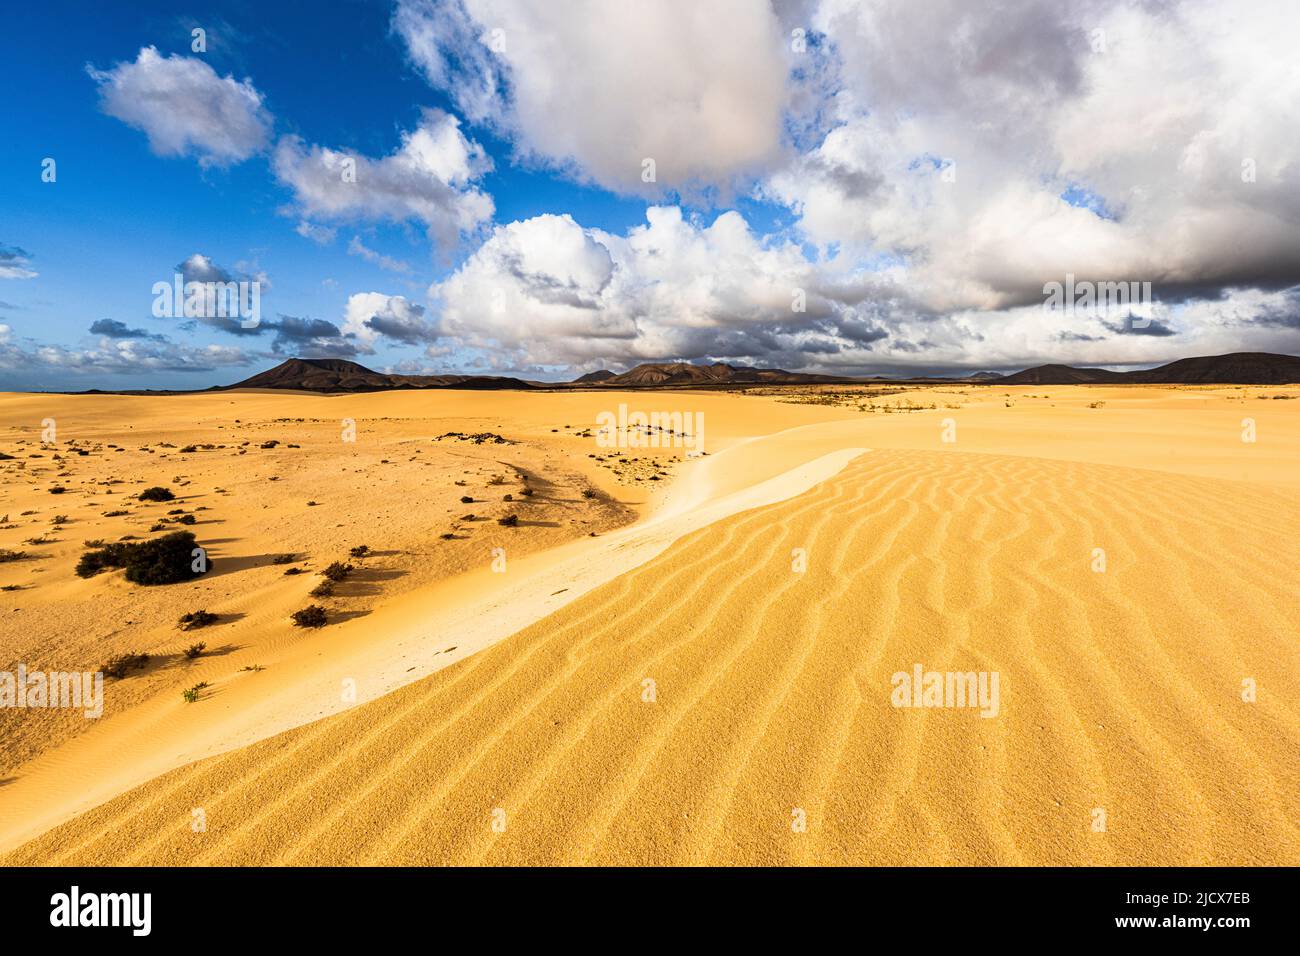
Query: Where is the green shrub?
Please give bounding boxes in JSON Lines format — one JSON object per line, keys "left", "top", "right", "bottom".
{"left": 182, "top": 682, "right": 209, "bottom": 703}
{"left": 179, "top": 610, "right": 218, "bottom": 631}
{"left": 291, "top": 605, "right": 327, "bottom": 628}
{"left": 101, "top": 651, "right": 150, "bottom": 680}
{"left": 77, "top": 531, "right": 207, "bottom": 585}
{"left": 321, "top": 561, "right": 353, "bottom": 582}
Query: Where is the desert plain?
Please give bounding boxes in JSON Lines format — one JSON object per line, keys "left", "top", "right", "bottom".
{"left": 0, "top": 382, "right": 1296, "bottom": 865}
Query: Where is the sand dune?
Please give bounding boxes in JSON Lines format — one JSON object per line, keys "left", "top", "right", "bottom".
{"left": 2, "top": 385, "right": 1297, "bottom": 865}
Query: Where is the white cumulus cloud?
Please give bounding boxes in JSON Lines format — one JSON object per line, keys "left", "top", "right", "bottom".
{"left": 394, "top": 0, "right": 789, "bottom": 195}
{"left": 87, "top": 46, "right": 272, "bottom": 167}
{"left": 273, "top": 108, "right": 493, "bottom": 252}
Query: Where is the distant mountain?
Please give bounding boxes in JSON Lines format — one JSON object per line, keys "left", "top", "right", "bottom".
{"left": 1126, "top": 352, "right": 1300, "bottom": 384}
{"left": 215, "top": 352, "right": 1300, "bottom": 395}
{"left": 225, "top": 358, "right": 538, "bottom": 393}
{"left": 595, "top": 362, "right": 857, "bottom": 387}
{"left": 996, "top": 352, "right": 1300, "bottom": 386}
{"left": 572, "top": 369, "right": 616, "bottom": 384}
{"left": 995, "top": 364, "right": 1128, "bottom": 385}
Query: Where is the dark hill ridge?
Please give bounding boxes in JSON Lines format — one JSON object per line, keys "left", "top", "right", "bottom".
{"left": 217, "top": 352, "right": 1300, "bottom": 394}
{"left": 998, "top": 352, "right": 1300, "bottom": 386}
{"left": 1127, "top": 352, "right": 1300, "bottom": 384}
{"left": 226, "top": 358, "right": 539, "bottom": 392}
{"left": 593, "top": 361, "right": 858, "bottom": 386}
{"left": 572, "top": 369, "right": 616, "bottom": 384}
{"left": 995, "top": 364, "right": 1128, "bottom": 385}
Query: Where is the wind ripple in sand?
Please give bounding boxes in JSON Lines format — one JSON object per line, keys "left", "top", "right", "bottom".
{"left": 6, "top": 449, "right": 1298, "bottom": 866}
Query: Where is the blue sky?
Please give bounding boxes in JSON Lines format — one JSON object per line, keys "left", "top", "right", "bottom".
{"left": 0, "top": 1, "right": 681, "bottom": 388}
{"left": 1, "top": 1, "right": 1296, "bottom": 390}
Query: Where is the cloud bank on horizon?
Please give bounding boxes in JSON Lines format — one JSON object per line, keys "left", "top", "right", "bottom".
{"left": 2, "top": 0, "right": 1299, "bottom": 386}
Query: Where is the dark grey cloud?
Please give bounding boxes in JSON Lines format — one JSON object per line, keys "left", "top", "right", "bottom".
{"left": 90, "top": 318, "right": 162, "bottom": 340}
{"left": 364, "top": 302, "right": 438, "bottom": 344}
{"left": 267, "top": 314, "right": 363, "bottom": 357}
{"left": 1101, "top": 317, "right": 1177, "bottom": 337}
{"left": 1249, "top": 287, "right": 1300, "bottom": 329}
{"left": 0, "top": 244, "right": 37, "bottom": 279}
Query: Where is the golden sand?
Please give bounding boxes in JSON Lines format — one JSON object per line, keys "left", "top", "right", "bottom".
{"left": 1, "top": 384, "right": 1297, "bottom": 864}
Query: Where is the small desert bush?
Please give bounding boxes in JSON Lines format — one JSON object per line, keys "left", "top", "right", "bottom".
{"left": 77, "top": 531, "right": 207, "bottom": 585}
{"left": 581, "top": 488, "right": 598, "bottom": 499}
{"left": 498, "top": 514, "right": 519, "bottom": 527}
{"left": 460, "top": 495, "right": 474, "bottom": 504}
{"left": 177, "top": 513, "right": 196, "bottom": 525}
{"left": 178, "top": 610, "right": 218, "bottom": 631}
{"left": 0, "top": 548, "right": 30, "bottom": 563}
{"left": 271, "top": 553, "right": 296, "bottom": 564}
{"left": 101, "top": 651, "right": 150, "bottom": 680}
{"left": 49, "top": 486, "right": 67, "bottom": 495}
{"left": 184, "top": 642, "right": 208, "bottom": 659}
{"left": 138, "top": 486, "right": 175, "bottom": 502}
{"left": 181, "top": 682, "right": 209, "bottom": 703}
{"left": 283, "top": 566, "right": 304, "bottom": 575}
{"left": 349, "top": 545, "right": 370, "bottom": 559}
{"left": 291, "top": 605, "right": 328, "bottom": 628}
{"left": 309, "top": 580, "right": 334, "bottom": 598}
{"left": 102, "top": 509, "right": 129, "bottom": 517}
{"left": 321, "top": 561, "right": 353, "bottom": 582}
